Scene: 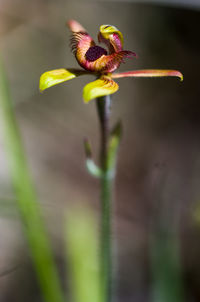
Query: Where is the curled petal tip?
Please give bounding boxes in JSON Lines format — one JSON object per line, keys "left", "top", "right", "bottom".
{"left": 179, "top": 72, "right": 184, "bottom": 81}
{"left": 99, "top": 24, "right": 124, "bottom": 52}
{"left": 100, "top": 24, "right": 124, "bottom": 44}
{"left": 164, "top": 70, "right": 183, "bottom": 81}
{"left": 67, "top": 20, "right": 86, "bottom": 33}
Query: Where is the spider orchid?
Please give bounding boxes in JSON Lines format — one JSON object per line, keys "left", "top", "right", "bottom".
{"left": 39, "top": 20, "right": 183, "bottom": 103}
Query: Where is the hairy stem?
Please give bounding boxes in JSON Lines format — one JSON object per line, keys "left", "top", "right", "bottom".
{"left": 96, "top": 95, "right": 113, "bottom": 302}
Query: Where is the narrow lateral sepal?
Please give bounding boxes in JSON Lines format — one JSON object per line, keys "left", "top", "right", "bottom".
{"left": 112, "top": 69, "right": 183, "bottom": 81}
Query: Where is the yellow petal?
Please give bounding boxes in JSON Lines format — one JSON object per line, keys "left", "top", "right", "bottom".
{"left": 39, "top": 68, "right": 84, "bottom": 91}
{"left": 83, "top": 76, "right": 119, "bottom": 103}
{"left": 100, "top": 25, "right": 124, "bottom": 48}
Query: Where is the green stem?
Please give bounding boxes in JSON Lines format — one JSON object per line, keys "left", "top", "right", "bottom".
{"left": 96, "top": 95, "right": 113, "bottom": 302}
{"left": 96, "top": 95, "right": 111, "bottom": 169}
{"left": 100, "top": 171, "right": 113, "bottom": 302}
{"left": 0, "top": 57, "right": 64, "bottom": 302}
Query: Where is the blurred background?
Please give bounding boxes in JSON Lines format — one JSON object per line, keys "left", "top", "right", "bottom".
{"left": 0, "top": 0, "right": 200, "bottom": 301}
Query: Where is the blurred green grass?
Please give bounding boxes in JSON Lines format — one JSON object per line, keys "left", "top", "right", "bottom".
{"left": 65, "top": 206, "right": 102, "bottom": 302}
{"left": 0, "top": 56, "right": 65, "bottom": 302}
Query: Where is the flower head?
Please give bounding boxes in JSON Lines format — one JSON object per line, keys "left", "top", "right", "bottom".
{"left": 68, "top": 20, "right": 136, "bottom": 73}
{"left": 40, "top": 20, "right": 183, "bottom": 103}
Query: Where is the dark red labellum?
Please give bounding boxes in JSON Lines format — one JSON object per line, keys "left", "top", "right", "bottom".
{"left": 85, "top": 46, "right": 107, "bottom": 62}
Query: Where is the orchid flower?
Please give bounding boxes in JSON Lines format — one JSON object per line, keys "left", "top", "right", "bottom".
{"left": 39, "top": 20, "right": 183, "bottom": 103}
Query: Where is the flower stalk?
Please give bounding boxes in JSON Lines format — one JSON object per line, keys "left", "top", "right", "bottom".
{"left": 96, "top": 95, "right": 111, "bottom": 170}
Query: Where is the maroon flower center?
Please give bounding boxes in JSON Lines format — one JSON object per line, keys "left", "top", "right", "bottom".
{"left": 85, "top": 46, "right": 107, "bottom": 62}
